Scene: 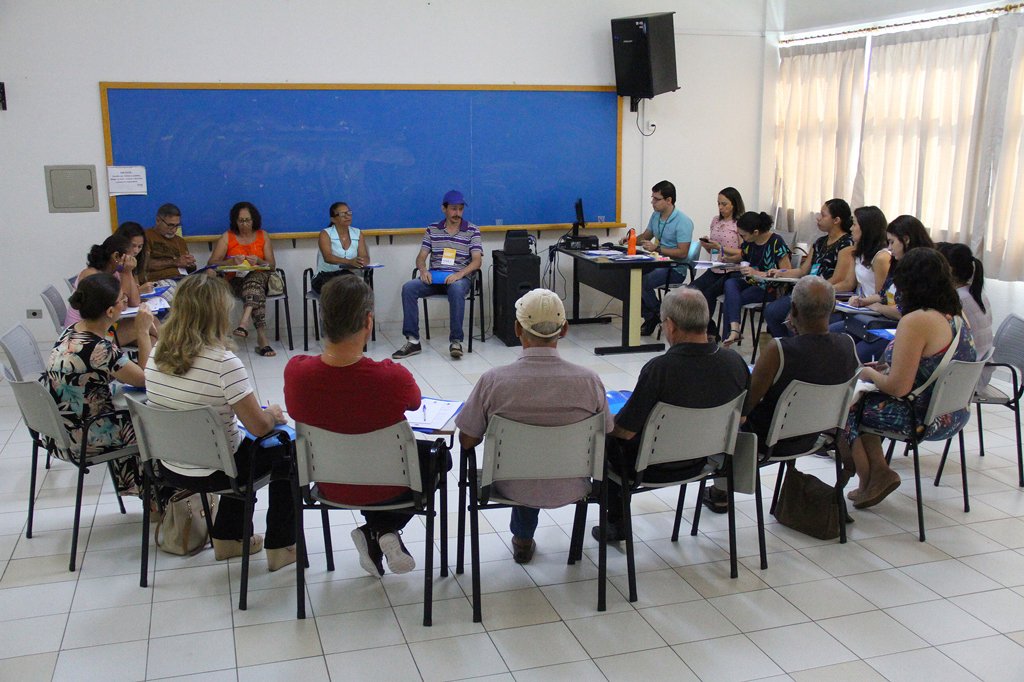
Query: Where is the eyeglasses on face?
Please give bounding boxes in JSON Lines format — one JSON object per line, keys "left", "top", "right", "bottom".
{"left": 237, "top": 217, "right": 254, "bottom": 223}
{"left": 332, "top": 211, "right": 353, "bottom": 218}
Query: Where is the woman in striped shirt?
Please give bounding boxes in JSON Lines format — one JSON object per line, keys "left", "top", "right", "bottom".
{"left": 144, "top": 275, "right": 296, "bottom": 571}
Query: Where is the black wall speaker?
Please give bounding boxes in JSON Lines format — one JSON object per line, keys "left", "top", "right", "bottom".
{"left": 611, "top": 12, "right": 678, "bottom": 100}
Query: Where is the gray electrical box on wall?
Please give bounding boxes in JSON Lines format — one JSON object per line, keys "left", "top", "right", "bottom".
{"left": 44, "top": 165, "right": 99, "bottom": 212}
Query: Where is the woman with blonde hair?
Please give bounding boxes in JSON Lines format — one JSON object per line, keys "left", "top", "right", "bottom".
{"left": 144, "top": 274, "right": 296, "bottom": 570}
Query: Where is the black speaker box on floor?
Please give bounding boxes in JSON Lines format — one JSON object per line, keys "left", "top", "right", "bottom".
{"left": 492, "top": 249, "right": 541, "bottom": 347}
{"left": 611, "top": 12, "right": 679, "bottom": 99}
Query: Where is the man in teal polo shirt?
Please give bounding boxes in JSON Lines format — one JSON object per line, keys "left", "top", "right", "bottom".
{"left": 635, "top": 180, "right": 694, "bottom": 336}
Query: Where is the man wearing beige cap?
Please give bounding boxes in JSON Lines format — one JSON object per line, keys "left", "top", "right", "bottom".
{"left": 456, "top": 289, "right": 614, "bottom": 563}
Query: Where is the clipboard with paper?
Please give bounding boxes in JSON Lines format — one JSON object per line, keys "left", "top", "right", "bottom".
{"left": 405, "top": 398, "right": 463, "bottom": 431}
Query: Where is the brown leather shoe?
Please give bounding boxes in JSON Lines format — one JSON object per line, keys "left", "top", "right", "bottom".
{"left": 853, "top": 472, "right": 902, "bottom": 509}
{"left": 512, "top": 537, "right": 536, "bottom": 564}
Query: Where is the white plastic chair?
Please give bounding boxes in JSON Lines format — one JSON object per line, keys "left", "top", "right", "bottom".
{"left": 41, "top": 285, "right": 69, "bottom": 335}
{"left": 963, "top": 315, "right": 1024, "bottom": 488}
{"left": 301, "top": 267, "right": 377, "bottom": 351}
{"left": 462, "top": 413, "right": 606, "bottom": 622}
{"left": 0, "top": 324, "right": 46, "bottom": 381}
{"left": 748, "top": 374, "right": 861, "bottom": 568}
{"left": 10, "top": 378, "right": 139, "bottom": 571}
{"left": 860, "top": 356, "right": 988, "bottom": 542}
{"left": 294, "top": 421, "right": 449, "bottom": 626}
{"left": 605, "top": 393, "right": 752, "bottom": 600}
{"left": 126, "top": 394, "right": 291, "bottom": 610}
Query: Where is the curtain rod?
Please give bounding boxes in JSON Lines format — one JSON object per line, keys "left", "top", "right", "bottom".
{"left": 779, "top": 3, "right": 1024, "bottom": 45}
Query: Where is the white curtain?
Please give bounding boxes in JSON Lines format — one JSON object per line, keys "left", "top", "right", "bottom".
{"left": 776, "top": 38, "right": 866, "bottom": 237}
{"left": 855, "top": 21, "right": 995, "bottom": 244}
{"left": 985, "top": 15, "right": 1024, "bottom": 280}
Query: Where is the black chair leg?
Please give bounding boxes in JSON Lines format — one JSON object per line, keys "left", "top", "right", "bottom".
{"left": 976, "top": 403, "right": 986, "bottom": 457}
{"left": 439, "top": 472, "right": 449, "bottom": 578}
{"left": 911, "top": 440, "right": 926, "bottom": 542}
{"left": 1014, "top": 403, "right": 1024, "bottom": 487}
{"left": 321, "top": 508, "right": 335, "bottom": 572}
{"left": 70, "top": 463, "right": 87, "bottom": 572}
{"left": 935, "top": 439, "right": 953, "bottom": 486}
{"left": 690, "top": 479, "right": 705, "bottom": 536}
{"left": 239, "top": 491, "right": 255, "bottom": 610}
{"left": 313, "top": 300, "right": 321, "bottom": 342}
{"left": 26, "top": 441, "right": 39, "bottom": 539}
{"left": 833, "top": 449, "right": 847, "bottom": 544}
{"left": 456, "top": 451, "right": 468, "bottom": 574}
{"left": 597, "top": 479, "right": 608, "bottom": 612}
{"left": 622, "top": 490, "right": 637, "bottom": 603}
{"left": 283, "top": 293, "right": 294, "bottom": 350}
{"left": 468, "top": 282, "right": 475, "bottom": 354}
{"left": 292, "top": 477, "right": 306, "bottom": 619}
{"left": 423, "top": 500, "right": 435, "bottom": 627}
{"left": 959, "top": 430, "right": 970, "bottom": 513}
{"left": 303, "top": 295, "right": 310, "bottom": 352}
{"left": 884, "top": 439, "right": 897, "bottom": 464}
{"left": 726, "top": 471, "right": 738, "bottom": 579}
{"left": 769, "top": 461, "right": 786, "bottom": 514}
{"left": 567, "top": 500, "right": 587, "bottom": 564}
{"left": 469, "top": 501, "right": 482, "bottom": 623}
{"left": 140, "top": 475, "right": 151, "bottom": 587}
{"left": 754, "top": 469, "right": 768, "bottom": 569}
{"left": 670, "top": 484, "right": 686, "bottom": 542}
{"left": 423, "top": 300, "right": 431, "bottom": 341}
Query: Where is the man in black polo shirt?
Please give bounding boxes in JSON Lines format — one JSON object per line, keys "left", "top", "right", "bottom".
{"left": 594, "top": 288, "right": 750, "bottom": 542}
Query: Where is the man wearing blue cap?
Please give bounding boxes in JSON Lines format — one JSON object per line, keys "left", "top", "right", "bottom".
{"left": 394, "top": 190, "right": 483, "bottom": 359}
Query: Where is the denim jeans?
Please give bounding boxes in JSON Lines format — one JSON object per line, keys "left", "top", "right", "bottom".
{"left": 691, "top": 270, "right": 730, "bottom": 320}
{"left": 765, "top": 295, "right": 793, "bottom": 338}
{"left": 509, "top": 506, "right": 540, "bottom": 540}
{"left": 401, "top": 276, "right": 472, "bottom": 342}
{"left": 722, "top": 277, "right": 769, "bottom": 330}
{"left": 641, "top": 267, "right": 686, "bottom": 319}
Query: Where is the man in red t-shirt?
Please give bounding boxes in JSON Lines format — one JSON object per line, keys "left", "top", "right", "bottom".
{"left": 285, "top": 276, "right": 443, "bottom": 577}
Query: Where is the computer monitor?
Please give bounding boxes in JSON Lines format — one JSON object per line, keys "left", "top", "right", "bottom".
{"left": 572, "top": 198, "right": 586, "bottom": 238}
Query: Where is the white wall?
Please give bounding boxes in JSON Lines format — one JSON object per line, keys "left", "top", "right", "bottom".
{"left": 0, "top": 0, "right": 771, "bottom": 342}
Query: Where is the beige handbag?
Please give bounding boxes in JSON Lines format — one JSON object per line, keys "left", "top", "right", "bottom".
{"left": 155, "top": 490, "right": 219, "bottom": 556}
{"left": 267, "top": 271, "right": 285, "bottom": 296}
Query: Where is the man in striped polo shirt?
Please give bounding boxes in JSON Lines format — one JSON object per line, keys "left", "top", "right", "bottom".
{"left": 394, "top": 190, "right": 483, "bottom": 359}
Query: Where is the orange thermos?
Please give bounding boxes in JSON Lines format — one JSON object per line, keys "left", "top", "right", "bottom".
{"left": 627, "top": 229, "right": 636, "bottom": 255}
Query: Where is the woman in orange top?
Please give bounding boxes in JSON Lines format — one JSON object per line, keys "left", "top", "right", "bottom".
{"left": 208, "top": 202, "right": 278, "bottom": 356}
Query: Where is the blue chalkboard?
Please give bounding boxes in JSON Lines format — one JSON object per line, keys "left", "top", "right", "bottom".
{"left": 102, "top": 85, "right": 621, "bottom": 237}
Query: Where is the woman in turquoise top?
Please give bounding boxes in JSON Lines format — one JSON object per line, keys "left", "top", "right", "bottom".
{"left": 312, "top": 202, "right": 370, "bottom": 292}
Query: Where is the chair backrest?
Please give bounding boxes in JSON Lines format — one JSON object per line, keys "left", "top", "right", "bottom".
{"left": 295, "top": 420, "right": 423, "bottom": 492}
{"left": 0, "top": 324, "right": 46, "bottom": 382}
{"left": 685, "top": 240, "right": 702, "bottom": 263}
{"left": 8, "top": 378, "right": 72, "bottom": 450}
{"left": 765, "top": 374, "right": 861, "bottom": 448}
{"left": 40, "top": 286, "right": 69, "bottom": 335}
{"left": 923, "top": 351, "right": 992, "bottom": 425}
{"left": 125, "top": 394, "right": 239, "bottom": 478}
{"left": 634, "top": 392, "right": 746, "bottom": 473}
{"left": 65, "top": 275, "right": 77, "bottom": 293}
{"left": 479, "top": 413, "right": 606, "bottom": 489}
{"left": 991, "top": 314, "right": 1024, "bottom": 374}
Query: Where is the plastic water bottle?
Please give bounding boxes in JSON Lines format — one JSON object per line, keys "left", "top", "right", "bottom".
{"left": 627, "top": 229, "right": 637, "bottom": 255}
{"left": 710, "top": 246, "right": 720, "bottom": 262}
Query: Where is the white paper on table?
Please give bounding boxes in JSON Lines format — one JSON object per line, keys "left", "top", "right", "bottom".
{"left": 122, "top": 296, "right": 169, "bottom": 317}
{"left": 835, "top": 302, "right": 880, "bottom": 315}
{"left": 405, "top": 398, "right": 463, "bottom": 430}
{"left": 107, "top": 166, "right": 148, "bottom": 195}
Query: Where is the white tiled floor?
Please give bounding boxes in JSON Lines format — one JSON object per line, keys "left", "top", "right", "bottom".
{"left": 2, "top": 320, "right": 1024, "bottom": 681}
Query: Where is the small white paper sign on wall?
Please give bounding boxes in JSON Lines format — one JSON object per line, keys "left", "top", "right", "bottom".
{"left": 107, "top": 166, "right": 147, "bottom": 196}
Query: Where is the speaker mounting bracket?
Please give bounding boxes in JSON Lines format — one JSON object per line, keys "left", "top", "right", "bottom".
{"left": 629, "top": 96, "right": 643, "bottom": 112}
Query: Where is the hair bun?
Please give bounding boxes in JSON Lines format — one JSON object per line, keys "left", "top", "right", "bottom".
{"left": 759, "top": 212, "right": 774, "bottom": 230}
{"left": 68, "top": 290, "right": 85, "bottom": 311}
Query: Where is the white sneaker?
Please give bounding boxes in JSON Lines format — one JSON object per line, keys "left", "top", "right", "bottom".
{"left": 377, "top": 532, "right": 416, "bottom": 574}
{"left": 449, "top": 341, "right": 463, "bottom": 358}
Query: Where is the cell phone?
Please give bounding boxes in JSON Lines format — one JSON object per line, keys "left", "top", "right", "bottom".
{"left": 699, "top": 237, "right": 711, "bottom": 242}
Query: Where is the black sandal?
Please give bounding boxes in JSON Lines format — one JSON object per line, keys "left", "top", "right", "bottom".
{"left": 255, "top": 345, "right": 276, "bottom": 357}
{"left": 233, "top": 327, "right": 248, "bottom": 338}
